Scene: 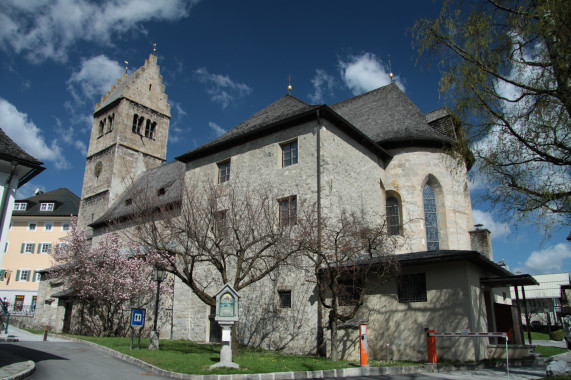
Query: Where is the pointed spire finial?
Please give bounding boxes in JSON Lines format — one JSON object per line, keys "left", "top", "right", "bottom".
{"left": 153, "top": 43, "right": 157, "bottom": 55}
{"left": 388, "top": 54, "right": 393, "bottom": 83}
{"left": 124, "top": 61, "right": 129, "bottom": 74}
{"left": 288, "top": 75, "right": 292, "bottom": 95}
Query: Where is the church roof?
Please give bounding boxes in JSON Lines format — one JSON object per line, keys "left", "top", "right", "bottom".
{"left": 177, "top": 94, "right": 393, "bottom": 162}
{"left": 90, "top": 161, "right": 184, "bottom": 227}
{"left": 13, "top": 188, "right": 79, "bottom": 217}
{"left": 331, "top": 83, "right": 453, "bottom": 147}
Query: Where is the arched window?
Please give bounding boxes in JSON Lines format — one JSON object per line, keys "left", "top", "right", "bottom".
{"left": 132, "top": 114, "right": 139, "bottom": 133}
{"left": 423, "top": 184, "right": 439, "bottom": 250}
{"left": 386, "top": 196, "right": 400, "bottom": 235}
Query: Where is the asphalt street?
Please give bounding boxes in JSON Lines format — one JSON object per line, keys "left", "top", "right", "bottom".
{"left": 5, "top": 341, "right": 170, "bottom": 379}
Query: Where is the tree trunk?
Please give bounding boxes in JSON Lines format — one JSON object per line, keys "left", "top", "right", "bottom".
{"left": 330, "top": 310, "right": 338, "bottom": 362}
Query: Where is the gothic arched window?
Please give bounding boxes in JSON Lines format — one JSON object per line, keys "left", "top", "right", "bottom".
{"left": 423, "top": 184, "right": 439, "bottom": 250}
{"left": 386, "top": 196, "right": 400, "bottom": 235}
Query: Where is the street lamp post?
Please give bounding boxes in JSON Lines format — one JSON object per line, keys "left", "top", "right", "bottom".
{"left": 149, "top": 267, "right": 166, "bottom": 350}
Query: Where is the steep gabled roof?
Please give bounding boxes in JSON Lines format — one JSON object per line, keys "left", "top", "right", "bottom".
{"left": 0, "top": 127, "right": 45, "bottom": 188}
{"left": 90, "top": 161, "right": 184, "bottom": 228}
{"left": 177, "top": 95, "right": 319, "bottom": 162}
{"left": 13, "top": 188, "right": 79, "bottom": 217}
{"left": 331, "top": 84, "right": 453, "bottom": 147}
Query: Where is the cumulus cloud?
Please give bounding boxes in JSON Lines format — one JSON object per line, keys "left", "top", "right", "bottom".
{"left": 514, "top": 244, "right": 571, "bottom": 275}
{"left": 208, "top": 122, "right": 226, "bottom": 137}
{"left": 0, "top": 0, "right": 198, "bottom": 63}
{"left": 15, "top": 182, "right": 46, "bottom": 200}
{"left": 0, "top": 98, "right": 69, "bottom": 169}
{"left": 339, "top": 53, "right": 405, "bottom": 95}
{"left": 308, "top": 69, "right": 336, "bottom": 104}
{"left": 194, "top": 68, "right": 252, "bottom": 108}
{"left": 67, "top": 55, "right": 124, "bottom": 104}
{"left": 472, "top": 209, "right": 511, "bottom": 239}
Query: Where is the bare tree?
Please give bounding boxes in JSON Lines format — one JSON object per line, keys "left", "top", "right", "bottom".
{"left": 298, "top": 207, "right": 399, "bottom": 361}
{"left": 124, "top": 176, "right": 305, "bottom": 310}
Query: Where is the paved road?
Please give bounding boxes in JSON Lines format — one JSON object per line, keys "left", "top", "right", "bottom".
{"left": 3, "top": 341, "right": 169, "bottom": 379}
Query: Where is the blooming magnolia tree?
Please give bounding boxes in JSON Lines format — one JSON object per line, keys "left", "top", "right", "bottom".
{"left": 51, "top": 218, "right": 171, "bottom": 337}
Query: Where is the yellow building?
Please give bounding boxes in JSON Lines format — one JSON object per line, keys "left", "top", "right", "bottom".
{"left": 0, "top": 188, "right": 79, "bottom": 313}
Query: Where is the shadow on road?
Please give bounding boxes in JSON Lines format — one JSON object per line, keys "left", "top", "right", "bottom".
{"left": 0, "top": 343, "right": 68, "bottom": 365}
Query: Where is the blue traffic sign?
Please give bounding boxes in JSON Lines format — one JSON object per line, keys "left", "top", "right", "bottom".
{"left": 131, "top": 308, "right": 146, "bottom": 328}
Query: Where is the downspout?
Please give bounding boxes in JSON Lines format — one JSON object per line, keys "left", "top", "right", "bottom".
{"left": 315, "top": 110, "right": 325, "bottom": 356}
{"left": 0, "top": 162, "right": 18, "bottom": 251}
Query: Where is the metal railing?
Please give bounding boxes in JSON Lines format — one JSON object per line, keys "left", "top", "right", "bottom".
{"left": 4, "top": 304, "right": 36, "bottom": 316}
{"left": 0, "top": 300, "right": 9, "bottom": 333}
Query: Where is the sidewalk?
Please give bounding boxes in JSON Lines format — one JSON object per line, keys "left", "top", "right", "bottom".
{"left": 0, "top": 326, "right": 67, "bottom": 380}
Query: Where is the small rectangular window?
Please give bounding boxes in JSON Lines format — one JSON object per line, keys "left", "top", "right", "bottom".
{"left": 61, "top": 223, "right": 70, "bottom": 232}
{"left": 28, "top": 223, "right": 37, "bottom": 231}
{"left": 22, "top": 243, "right": 35, "bottom": 254}
{"left": 14, "top": 202, "right": 27, "bottom": 211}
{"left": 34, "top": 272, "right": 42, "bottom": 282}
{"left": 398, "top": 273, "right": 427, "bottom": 303}
{"left": 44, "top": 223, "right": 53, "bottom": 232}
{"left": 39, "top": 243, "right": 52, "bottom": 254}
{"left": 281, "top": 140, "right": 298, "bottom": 167}
{"left": 18, "top": 270, "right": 30, "bottom": 282}
{"left": 218, "top": 160, "right": 231, "bottom": 184}
{"left": 278, "top": 290, "right": 291, "bottom": 308}
{"left": 279, "top": 196, "right": 297, "bottom": 226}
{"left": 40, "top": 203, "right": 55, "bottom": 211}
{"left": 215, "top": 210, "right": 229, "bottom": 237}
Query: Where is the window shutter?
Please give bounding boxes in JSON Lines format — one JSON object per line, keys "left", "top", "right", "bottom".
{"left": 31, "top": 243, "right": 35, "bottom": 253}
{"left": 32, "top": 271, "right": 36, "bottom": 282}
{"left": 27, "top": 271, "right": 31, "bottom": 282}
{"left": 0, "top": 269, "right": 4, "bottom": 279}
{"left": 20, "top": 243, "right": 24, "bottom": 253}
{"left": 16, "top": 270, "right": 20, "bottom": 281}
{"left": 37, "top": 244, "right": 41, "bottom": 254}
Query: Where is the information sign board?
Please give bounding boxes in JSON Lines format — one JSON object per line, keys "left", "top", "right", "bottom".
{"left": 131, "top": 308, "right": 146, "bottom": 328}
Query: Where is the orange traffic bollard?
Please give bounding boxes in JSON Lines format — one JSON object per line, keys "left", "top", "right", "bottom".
{"left": 425, "top": 328, "right": 437, "bottom": 364}
{"left": 360, "top": 324, "right": 368, "bottom": 367}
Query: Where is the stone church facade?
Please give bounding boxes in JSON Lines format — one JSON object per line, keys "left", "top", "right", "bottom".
{"left": 35, "top": 54, "right": 533, "bottom": 362}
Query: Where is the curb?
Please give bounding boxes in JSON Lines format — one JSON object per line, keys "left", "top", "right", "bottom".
{"left": 2, "top": 360, "right": 35, "bottom": 380}
{"left": 48, "top": 334, "right": 549, "bottom": 380}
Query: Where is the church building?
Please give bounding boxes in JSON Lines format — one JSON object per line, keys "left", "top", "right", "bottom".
{"left": 35, "top": 53, "right": 536, "bottom": 362}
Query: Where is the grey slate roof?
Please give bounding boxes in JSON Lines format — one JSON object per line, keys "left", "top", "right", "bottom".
{"left": 91, "top": 160, "right": 185, "bottom": 227}
{"left": 331, "top": 84, "right": 453, "bottom": 146}
{"left": 0, "top": 128, "right": 43, "bottom": 166}
{"left": 177, "top": 95, "right": 320, "bottom": 162}
{"left": 13, "top": 188, "right": 79, "bottom": 217}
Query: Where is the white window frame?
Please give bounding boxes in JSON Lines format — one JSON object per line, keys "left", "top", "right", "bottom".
{"left": 38, "top": 243, "right": 51, "bottom": 254}
{"left": 18, "top": 269, "right": 30, "bottom": 282}
{"left": 28, "top": 222, "right": 37, "bottom": 232}
{"left": 40, "top": 203, "right": 55, "bottom": 211}
{"left": 44, "top": 222, "right": 53, "bottom": 232}
{"left": 22, "top": 242, "right": 34, "bottom": 254}
{"left": 13, "top": 202, "right": 27, "bottom": 211}
{"left": 34, "top": 271, "right": 42, "bottom": 282}
{"left": 61, "top": 223, "right": 70, "bottom": 232}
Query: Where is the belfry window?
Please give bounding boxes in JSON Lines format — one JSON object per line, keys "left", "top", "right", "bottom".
{"left": 423, "top": 184, "right": 439, "bottom": 251}
{"left": 132, "top": 114, "right": 139, "bottom": 133}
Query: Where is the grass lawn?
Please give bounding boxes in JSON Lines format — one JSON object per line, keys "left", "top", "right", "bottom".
{"left": 52, "top": 334, "right": 417, "bottom": 375}
{"left": 534, "top": 345, "right": 568, "bottom": 357}
{"left": 530, "top": 331, "right": 551, "bottom": 340}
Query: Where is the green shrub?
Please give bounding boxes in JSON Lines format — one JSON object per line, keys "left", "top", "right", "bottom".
{"left": 550, "top": 329, "right": 564, "bottom": 341}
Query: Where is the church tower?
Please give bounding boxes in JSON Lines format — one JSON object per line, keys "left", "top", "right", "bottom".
{"left": 77, "top": 53, "right": 170, "bottom": 232}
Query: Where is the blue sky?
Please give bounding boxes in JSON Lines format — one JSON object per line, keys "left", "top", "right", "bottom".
{"left": 0, "top": 0, "right": 569, "bottom": 275}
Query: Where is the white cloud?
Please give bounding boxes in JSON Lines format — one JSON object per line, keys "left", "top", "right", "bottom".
{"left": 194, "top": 68, "right": 252, "bottom": 108}
{"left": 0, "top": 0, "right": 198, "bottom": 63}
{"left": 67, "top": 55, "right": 124, "bottom": 104}
{"left": 168, "top": 101, "right": 189, "bottom": 144}
{"left": 514, "top": 243, "right": 571, "bottom": 275}
{"left": 15, "top": 182, "right": 46, "bottom": 200}
{"left": 0, "top": 98, "right": 69, "bottom": 169}
{"left": 472, "top": 209, "right": 511, "bottom": 239}
{"left": 308, "top": 69, "right": 336, "bottom": 104}
{"left": 339, "top": 53, "right": 405, "bottom": 95}
{"left": 208, "top": 122, "right": 226, "bottom": 137}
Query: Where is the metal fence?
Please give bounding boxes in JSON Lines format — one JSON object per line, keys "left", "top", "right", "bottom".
{"left": 4, "top": 305, "right": 36, "bottom": 316}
